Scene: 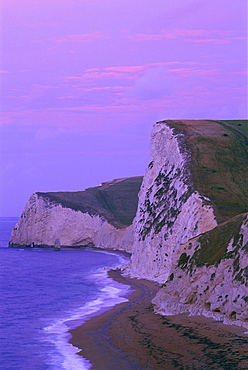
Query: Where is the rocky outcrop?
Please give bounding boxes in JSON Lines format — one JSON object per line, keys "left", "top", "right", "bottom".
{"left": 124, "top": 120, "right": 248, "bottom": 328}
{"left": 152, "top": 213, "right": 248, "bottom": 329}
{"left": 9, "top": 177, "right": 143, "bottom": 251}
{"left": 124, "top": 122, "right": 217, "bottom": 282}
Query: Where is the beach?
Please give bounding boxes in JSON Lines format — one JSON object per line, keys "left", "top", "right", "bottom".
{"left": 70, "top": 270, "right": 248, "bottom": 369}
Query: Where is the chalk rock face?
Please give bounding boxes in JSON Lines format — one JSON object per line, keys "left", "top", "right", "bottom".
{"left": 9, "top": 193, "right": 133, "bottom": 250}
{"left": 125, "top": 122, "right": 217, "bottom": 282}
{"left": 9, "top": 177, "right": 143, "bottom": 251}
{"left": 152, "top": 213, "right": 248, "bottom": 329}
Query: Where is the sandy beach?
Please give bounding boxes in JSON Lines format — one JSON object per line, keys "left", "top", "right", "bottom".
{"left": 70, "top": 270, "right": 248, "bottom": 369}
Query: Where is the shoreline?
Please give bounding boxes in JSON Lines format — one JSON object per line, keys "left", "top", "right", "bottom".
{"left": 70, "top": 269, "right": 248, "bottom": 370}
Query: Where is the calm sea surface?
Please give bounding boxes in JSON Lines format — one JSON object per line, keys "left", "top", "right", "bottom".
{"left": 0, "top": 218, "right": 131, "bottom": 369}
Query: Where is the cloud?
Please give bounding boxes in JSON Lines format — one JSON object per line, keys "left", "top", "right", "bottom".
{"left": 54, "top": 31, "right": 106, "bottom": 43}
{"left": 65, "top": 69, "right": 140, "bottom": 81}
{"left": 128, "top": 67, "right": 175, "bottom": 100}
{"left": 77, "top": 86, "right": 128, "bottom": 92}
{"left": 185, "top": 38, "right": 230, "bottom": 45}
{"left": 127, "top": 28, "right": 245, "bottom": 46}
{"left": 0, "top": 70, "right": 10, "bottom": 74}
{"left": 168, "top": 67, "right": 218, "bottom": 78}
{"left": 0, "top": 113, "right": 14, "bottom": 125}
{"left": 128, "top": 29, "right": 207, "bottom": 41}
{"left": 83, "top": 71, "right": 138, "bottom": 80}
{"left": 105, "top": 66, "right": 146, "bottom": 73}
{"left": 65, "top": 62, "right": 184, "bottom": 83}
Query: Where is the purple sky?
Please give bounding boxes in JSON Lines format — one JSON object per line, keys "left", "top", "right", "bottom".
{"left": 0, "top": 0, "right": 247, "bottom": 216}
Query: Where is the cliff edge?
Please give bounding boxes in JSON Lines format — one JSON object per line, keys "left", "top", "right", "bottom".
{"left": 9, "top": 176, "right": 143, "bottom": 251}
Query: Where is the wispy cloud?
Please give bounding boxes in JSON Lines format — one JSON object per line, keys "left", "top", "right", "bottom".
{"left": 128, "top": 29, "right": 207, "bottom": 41}
{"left": 65, "top": 61, "right": 195, "bottom": 83}
{"left": 104, "top": 66, "right": 146, "bottom": 73}
{"left": 77, "top": 86, "right": 128, "bottom": 92}
{"left": 127, "top": 29, "right": 245, "bottom": 46}
{"left": 54, "top": 31, "right": 107, "bottom": 43}
{"left": 186, "top": 38, "right": 229, "bottom": 45}
{"left": 85, "top": 71, "right": 138, "bottom": 80}
{"left": 168, "top": 67, "right": 218, "bottom": 77}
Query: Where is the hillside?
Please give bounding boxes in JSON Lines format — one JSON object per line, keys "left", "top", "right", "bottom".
{"left": 161, "top": 120, "right": 248, "bottom": 223}
{"left": 37, "top": 176, "right": 143, "bottom": 229}
{"left": 221, "top": 119, "right": 248, "bottom": 137}
{"left": 9, "top": 176, "right": 143, "bottom": 249}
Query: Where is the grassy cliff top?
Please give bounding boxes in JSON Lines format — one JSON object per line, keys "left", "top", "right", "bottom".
{"left": 37, "top": 176, "right": 143, "bottom": 229}
{"left": 160, "top": 120, "right": 248, "bottom": 223}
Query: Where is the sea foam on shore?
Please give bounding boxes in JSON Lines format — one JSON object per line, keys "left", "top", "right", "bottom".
{"left": 43, "top": 254, "right": 132, "bottom": 370}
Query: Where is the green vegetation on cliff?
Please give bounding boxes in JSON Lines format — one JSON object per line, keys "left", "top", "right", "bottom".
{"left": 37, "top": 176, "right": 143, "bottom": 229}
{"left": 161, "top": 120, "right": 248, "bottom": 223}
{"left": 175, "top": 212, "right": 248, "bottom": 291}
{"left": 195, "top": 213, "right": 247, "bottom": 268}
{"left": 221, "top": 120, "right": 248, "bottom": 137}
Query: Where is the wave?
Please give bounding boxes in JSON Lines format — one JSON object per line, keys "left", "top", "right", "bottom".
{"left": 43, "top": 253, "right": 131, "bottom": 370}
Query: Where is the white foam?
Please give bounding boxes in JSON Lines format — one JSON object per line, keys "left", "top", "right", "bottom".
{"left": 43, "top": 266, "right": 132, "bottom": 370}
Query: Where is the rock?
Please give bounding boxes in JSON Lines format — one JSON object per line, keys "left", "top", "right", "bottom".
{"left": 152, "top": 213, "right": 248, "bottom": 329}
{"left": 9, "top": 177, "right": 143, "bottom": 251}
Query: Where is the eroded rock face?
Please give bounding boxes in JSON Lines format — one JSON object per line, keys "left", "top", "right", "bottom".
{"left": 152, "top": 213, "right": 248, "bottom": 329}
{"left": 9, "top": 177, "right": 142, "bottom": 252}
{"left": 9, "top": 193, "right": 133, "bottom": 251}
{"left": 125, "top": 122, "right": 217, "bottom": 282}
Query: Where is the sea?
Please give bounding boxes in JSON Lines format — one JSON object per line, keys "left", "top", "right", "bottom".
{"left": 0, "top": 217, "right": 132, "bottom": 370}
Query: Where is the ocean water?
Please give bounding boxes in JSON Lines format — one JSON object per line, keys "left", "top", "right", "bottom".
{"left": 0, "top": 218, "right": 131, "bottom": 370}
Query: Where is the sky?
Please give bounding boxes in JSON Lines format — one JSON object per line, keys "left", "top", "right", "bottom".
{"left": 0, "top": 0, "right": 247, "bottom": 216}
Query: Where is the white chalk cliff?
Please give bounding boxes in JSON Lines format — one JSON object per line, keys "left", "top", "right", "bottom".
{"left": 9, "top": 177, "right": 143, "bottom": 252}
{"left": 10, "top": 193, "right": 134, "bottom": 251}
{"left": 152, "top": 212, "right": 248, "bottom": 329}
{"left": 124, "top": 120, "right": 248, "bottom": 329}
{"left": 10, "top": 120, "right": 248, "bottom": 328}
{"left": 124, "top": 122, "right": 217, "bottom": 282}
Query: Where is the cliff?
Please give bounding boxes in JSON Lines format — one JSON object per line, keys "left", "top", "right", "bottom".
{"left": 9, "top": 176, "right": 143, "bottom": 251}
{"left": 152, "top": 212, "right": 248, "bottom": 328}
{"left": 124, "top": 120, "right": 248, "bottom": 329}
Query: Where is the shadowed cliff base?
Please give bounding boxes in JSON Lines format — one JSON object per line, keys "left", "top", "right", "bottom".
{"left": 159, "top": 120, "right": 248, "bottom": 223}
{"left": 37, "top": 176, "right": 143, "bottom": 229}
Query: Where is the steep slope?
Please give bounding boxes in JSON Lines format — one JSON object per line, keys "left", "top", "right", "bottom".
{"left": 124, "top": 120, "right": 248, "bottom": 328}
{"left": 153, "top": 213, "right": 248, "bottom": 328}
{"left": 9, "top": 176, "right": 143, "bottom": 250}
{"left": 36, "top": 176, "right": 143, "bottom": 229}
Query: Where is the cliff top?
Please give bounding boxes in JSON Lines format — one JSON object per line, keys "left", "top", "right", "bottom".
{"left": 37, "top": 176, "right": 143, "bottom": 229}
{"left": 159, "top": 120, "right": 248, "bottom": 223}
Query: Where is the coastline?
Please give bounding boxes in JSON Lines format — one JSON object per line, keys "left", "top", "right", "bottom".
{"left": 70, "top": 269, "right": 248, "bottom": 370}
